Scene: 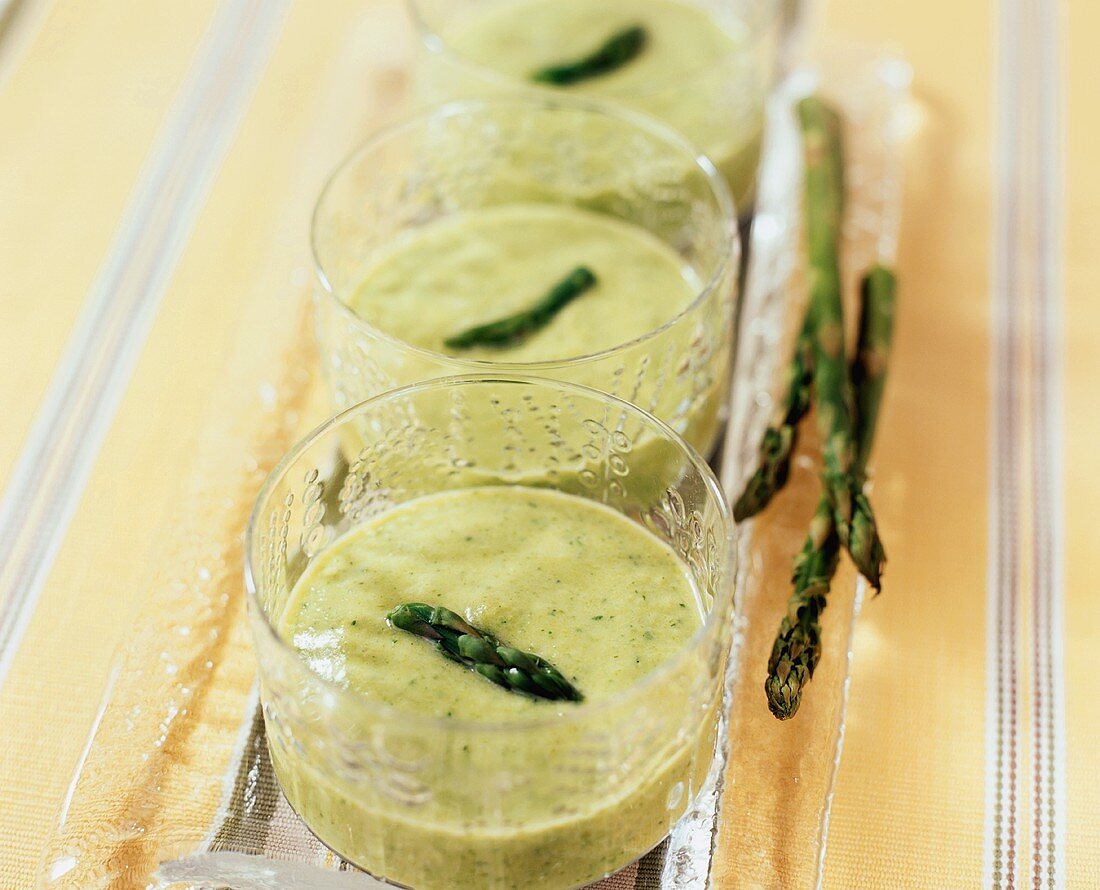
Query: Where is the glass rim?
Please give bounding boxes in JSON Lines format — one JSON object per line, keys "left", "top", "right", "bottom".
{"left": 404, "top": 0, "right": 781, "bottom": 101}
{"left": 244, "top": 373, "right": 735, "bottom": 735}
{"left": 309, "top": 95, "right": 738, "bottom": 372}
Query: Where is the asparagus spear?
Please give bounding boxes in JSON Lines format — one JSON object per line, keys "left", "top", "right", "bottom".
{"left": 736, "top": 99, "right": 848, "bottom": 520}
{"left": 387, "top": 603, "right": 584, "bottom": 702}
{"left": 764, "top": 498, "right": 840, "bottom": 719}
{"left": 531, "top": 26, "right": 647, "bottom": 86}
{"left": 797, "top": 96, "right": 886, "bottom": 590}
{"left": 733, "top": 318, "right": 815, "bottom": 521}
{"left": 765, "top": 264, "right": 897, "bottom": 719}
{"left": 851, "top": 266, "right": 897, "bottom": 482}
{"left": 444, "top": 266, "right": 597, "bottom": 351}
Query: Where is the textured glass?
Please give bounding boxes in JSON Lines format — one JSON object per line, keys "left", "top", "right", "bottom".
{"left": 405, "top": 0, "right": 781, "bottom": 205}
{"left": 245, "top": 376, "right": 737, "bottom": 890}
{"left": 707, "top": 51, "right": 912, "bottom": 888}
{"left": 311, "top": 99, "right": 739, "bottom": 460}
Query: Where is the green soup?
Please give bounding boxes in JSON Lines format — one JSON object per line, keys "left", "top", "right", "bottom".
{"left": 441, "top": 0, "right": 766, "bottom": 205}
{"left": 270, "top": 486, "right": 718, "bottom": 889}
{"left": 341, "top": 202, "right": 727, "bottom": 463}
{"left": 350, "top": 203, "right": 699, "bottom": 363}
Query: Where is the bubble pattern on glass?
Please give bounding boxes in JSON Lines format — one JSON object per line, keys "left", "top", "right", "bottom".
{"left": 258, "top": 388, "right": 728, "bottom": 613}
{"left": 252, "top": 383, "right": 732, "bottom": 826}
{"left": 313, "top": 103, "right": 736, "bottom": 454}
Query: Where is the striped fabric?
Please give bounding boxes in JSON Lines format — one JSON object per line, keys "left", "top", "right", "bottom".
{"left": 2, "top": 1, "right": 1089, "bottom": 888}
{"left": 0, "top": 0, "right": 291, "bottom": 685}
{"left": 985, "top": 0, "right": 1066, "bottom": 886}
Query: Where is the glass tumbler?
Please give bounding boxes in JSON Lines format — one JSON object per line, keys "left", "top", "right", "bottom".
{"left": 405, "top": 0, "right": 781, "bottom": 207}
{"left": 311, "top": 98, "right": 738, "bottom": 461}
{"left": 245, "top": 376, "right": 737, "bottom": 890}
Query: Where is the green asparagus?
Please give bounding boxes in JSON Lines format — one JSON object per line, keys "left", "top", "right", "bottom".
{"left": 733, "top": 318, "right": 815, "bottom": 521}
{"left": 766, "top": 263, "right": 897, "bottom": 719}
{"left": 851, "top": 266, "right": 898, "bottom": 479}
{"left": 764, "top": 498, "right": 840, "bottom": 719}
{"left": 444, "top": 266, "right": 597, "bottom": 350}
{"left": 387, "top": 602, "right": 584, "bottom": 702}
{"left": 797, "top": 96, "right": 886, "bottom": 590}
{"left": 737, "top": 98, "right": 847, "bottom": 521}
{"left": 530, "top": 26, "right": 647, "bottom": 86}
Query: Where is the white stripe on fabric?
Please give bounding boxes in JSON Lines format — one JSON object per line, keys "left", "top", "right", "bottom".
{"left": 985, "top": 0, "right": 1023, "bottom": 885}
{"left": 985, "top": 0, "right": 1068, "bottom": 887}
{"left": 200, "top": 682, "right": 262, "bottom": 853}
{"left": 0, "top": 0, "right": 290, "bottom": 688}
{"left": 1029, "top": 1, "right": 1067, "bottom": 886}
{"left": 0, "top": 0, "right": 53, "bottom": 91}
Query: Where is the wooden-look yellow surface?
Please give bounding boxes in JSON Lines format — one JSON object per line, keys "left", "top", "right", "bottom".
{"left": 820, "top": 2, "right": 1100, "bottom": 887}
{"left": 1053, "top": 4, "right": 1100, "bottom": 884}
{"left": 0, "top": 0, "right": 397, "bottom": 882}
{"left": 816, "top": 4, "right": 993, "bottom": 885}
{"left": 0, "top": 1, "right": 1097, "bottom": 887}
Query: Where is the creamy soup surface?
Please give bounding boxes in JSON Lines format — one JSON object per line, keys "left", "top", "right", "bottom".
{"left": 444, "top": 0, "right": 764, "bottom": 203}
{"left": 279, "top": 485, "right": 703, "bottom": 720}
{"left": 348, "top": 204, "right": 700, "bottom": 363}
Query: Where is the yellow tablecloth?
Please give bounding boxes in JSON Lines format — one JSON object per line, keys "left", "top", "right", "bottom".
{"left": 0, "top": 1, "right": 1096, "bottom": 887}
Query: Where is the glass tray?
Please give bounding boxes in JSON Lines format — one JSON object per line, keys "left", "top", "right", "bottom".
{"left": 677, "top": 45, "right": 910, "bottom": 889}
{"left": 37, "top": 24, "right": 910, "bottom": 890}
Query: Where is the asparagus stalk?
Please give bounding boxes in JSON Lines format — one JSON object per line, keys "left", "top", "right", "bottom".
{"left": 736, "top": 99, "right": 847, "bottom": 520}
{"left": 531, "top": 26, "right": 647, "bottom": 86}
{"left": 444, "top": 266, "right": 596, "bottom": 351}
{"left": 765, "top": 264, "right": 897, "bottom": 719}
{"left": 851, "top": 266, "right": 898, "bottom": 479}
{"left": 764, "top": 498, "right": 840, "bottom": 719}
{"left": 797, "top": 96, "right": 886, "bottom": 590}
{"left": 387, "top": 603, "right": 584, "bottom": 702}
{"left": 733, "top": 318, "right": 815, "bottom": 521}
